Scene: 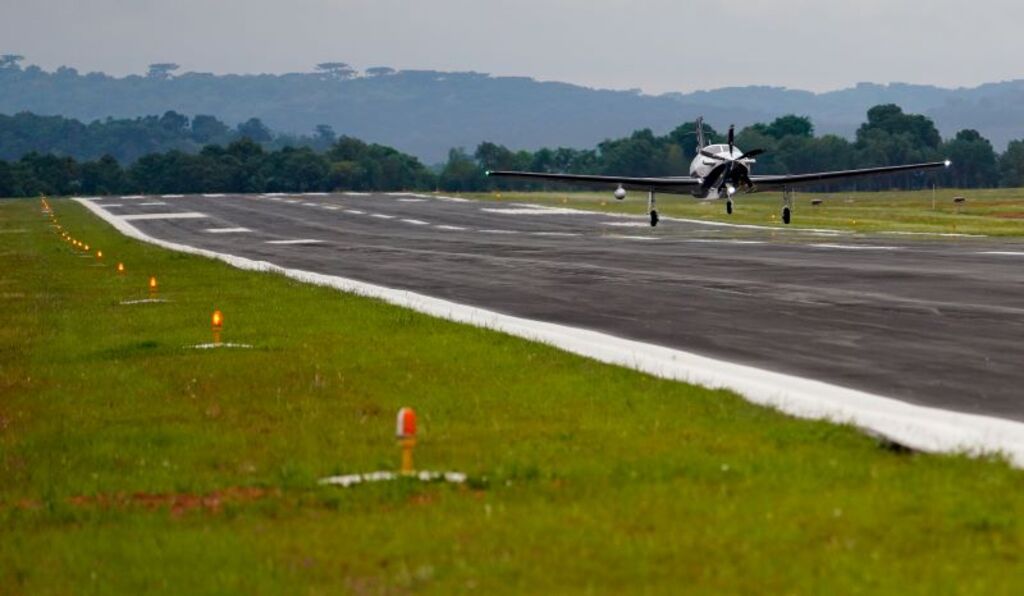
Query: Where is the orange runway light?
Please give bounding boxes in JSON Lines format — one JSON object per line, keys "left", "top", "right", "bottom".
{"left": 211, "top": 310, "right": 224, "bottom": 329}
{"left": 96, "top": 250, "right": 103, "bottom": 259}
{"left": 396, "top": 407, "right": 418, "bottom": 474}
{"left": 117, "top": 262, "right": 125, "bottom": 274}
{"left": 83, "top": 244, "right": 90, "bottom": 251}
{"left": 148, "top": 276, "right": 158, "bottom": 291}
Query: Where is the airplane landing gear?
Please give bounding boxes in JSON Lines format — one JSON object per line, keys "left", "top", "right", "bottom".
{"left": 648, "top": 191, "right": 659, "bottom": 227}
{"left": 782, "top": 206, "right": 791, "bottom": 224}
{"left": 726, "top": 199, "right": 733, "bottom": 215}
{"left": 781, "top": 188, "right": 793, "bottom": 225}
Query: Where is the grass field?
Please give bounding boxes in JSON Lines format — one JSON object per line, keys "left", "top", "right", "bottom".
{"left": 468, "top": 187, "right": 1024, "bottom": 236}
{"left": 2, "top": 197, "right": 1024, "bottom": 594}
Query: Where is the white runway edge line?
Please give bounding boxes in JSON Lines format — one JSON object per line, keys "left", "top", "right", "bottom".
{"left": 76, "top": 197, "right": 1024, "bottom": 466}
{"left": 978, "top": 251, "right": 1024, "bottom": 257}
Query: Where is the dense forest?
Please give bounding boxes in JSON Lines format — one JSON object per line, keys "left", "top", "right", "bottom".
{"left": 4, "top": 56, "right": 1024, "bottom": 162}
{"left": 2, "top": 105, "right": 1023, "bottom": 198}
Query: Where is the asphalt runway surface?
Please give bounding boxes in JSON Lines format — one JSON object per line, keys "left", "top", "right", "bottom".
{"left": 86, "top": 192, "right": 1024, "bottom": 421}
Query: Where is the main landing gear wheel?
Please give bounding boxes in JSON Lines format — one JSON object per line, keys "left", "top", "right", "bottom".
{"left": 782, "top": 206, "right": 791, "bottom": 224}
{"left": 650, "top": 210, "right": 660, "bottom": 227}
{"left": 726, "top": 200, "right": 733, "bottom": 215}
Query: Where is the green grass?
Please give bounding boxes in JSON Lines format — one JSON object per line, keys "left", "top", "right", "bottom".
{"left": 2, "top": 197, "right": 1023, "bottom": 594}
{"left": 467, "top": 187, "right": 1024, "bottom": 236}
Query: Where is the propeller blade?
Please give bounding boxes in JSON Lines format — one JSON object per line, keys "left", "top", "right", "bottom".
{"left": 737, "top": 148, "right": 765, "bottom": 160}
{"left": 700, "top": 149, "right": 725, "bottom": 161}
{"left": 728, "top": 125, "right": 735, "bottom": 156}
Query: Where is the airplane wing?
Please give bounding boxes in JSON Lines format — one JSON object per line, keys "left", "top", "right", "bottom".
{"left": 749, "top": 160, "right": 949, "bottom": 191}
{"left": 485, "top": 170, "right": 701, "bottom": 194}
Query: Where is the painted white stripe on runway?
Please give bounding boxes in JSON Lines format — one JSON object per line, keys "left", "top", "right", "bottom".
{"left": 883, "top": 231, "right": 987, "bottom": 238}
{"left": 76, "top": 197, "right": 1024, "bottom": 467}
{"left": 120, "top": 212, "right": 208, "bottom": 221}
{"left": 479, "top": 229, "right": 521, "bottom": 234}
{"left": 401, "top": 219, "right": 429, "bottom": 225}
{"left": 978, "top": 251, "right": 1024, "bottom": 256}
{"left": 204, "top": 227, "right": 252, "bottom": 234}
{"left": 265, "top": 239, "right": 325, "bottom": 245}
{"left": 602, "top": 221, "right": 651, "bottom": 227}
{"left": 345, "top": 209, "right": 366, "bottom": 215}
{"left": 303, "top": 192, "right": 328, "bottom": 196}
{"left": 684, "top": 239, "right": 765, "bottom": 245}
{"left": 609, "top": 234, "right": 659, "bottom": 241}
{"left": 160, "top": 194, "right": 185, "bottom": 198}
{"left": 120, "top": 195, "right": 146, "bottom": 199}
{"left": 322, "top": 205, "right": 340, "bottom": 210}
{"left": 810, "top": 243, "right": 901, "bottom": 251}
{"left": 532, "top": 232, "right": 581, "bottom": 237}
{"left": 303, "top": 202, "right": 320, "bottom": 207}
{"left": 139, "top": 201, "right": 167, "bottom": 206}
{"left": 434, "top": 195, "right": 470, "bottom": 202}
{"left": 435, "top": 225, "right": 467, "bottom": 231}
{"left": 203, "top": 194, "right": 226, "bottom": 198}
{"left": 371, "top": 213, "right": 396, "bottom": 219}
{"left": 96, "top": 203, "right": 123, "bottom": 208}
{"left": 398, "top": 198, "right": 427, "bottom": 203}
{"left": 344, "top": 192, "right": 371, "bottom": 196}
{"left": 484, "top": 207, "right": 583, "bottom": 215}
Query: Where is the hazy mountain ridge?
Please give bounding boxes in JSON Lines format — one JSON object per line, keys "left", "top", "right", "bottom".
{"left": 1, "top": 63, "right": 1023, "bottom": 162}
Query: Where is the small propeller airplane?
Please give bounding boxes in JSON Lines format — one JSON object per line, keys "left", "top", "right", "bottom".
{"left": 487, "top": 117, "right": 951, "bottom": 227}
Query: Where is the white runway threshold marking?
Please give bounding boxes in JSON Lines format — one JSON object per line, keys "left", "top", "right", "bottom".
{"left": 119, "top": 212, "right": 208, "bottom": 221}
{"left": 76, "top": 197, "right": 1024, "bottom": 467}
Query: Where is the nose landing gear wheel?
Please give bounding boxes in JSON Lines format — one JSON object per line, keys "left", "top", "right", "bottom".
{"left": 782, "top": 206, "right": 791, "bottom": 224}
{"left": 650, "top": 210, "right": 660, "bottom": 227}
{"left": 726, "top": 200, "right": 733, "bottom": 215}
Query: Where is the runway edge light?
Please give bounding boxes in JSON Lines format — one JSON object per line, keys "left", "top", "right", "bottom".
{"left": 396, "top": 407, "right": 417, "bottom": 475}
{"left": 211, "top": 310, "right": 224, "bottom": 345}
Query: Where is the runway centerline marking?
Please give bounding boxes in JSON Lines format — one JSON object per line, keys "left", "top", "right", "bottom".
{"left": 401, "top": 219, "right": 429, "bottom": 225}
{"left": 120, "top": 212, "right": 209, "bottom": 221}
{"left": 202, "top": 194, "right": 226, "bottom": 198}
{"left": 265, "top": 239, "right": 326, "bottom": 245}
{"left": 978, "top": 251, "right": 1024, "bottom": 256}
{"left": 205, "top": 227, "right": 252, "bottom": 234}
{"left": 479, "top": 229, "right": 520, "bottom": 234}
{"left": 532, "top": 231, "right": 581, "bottom": 237}
{"left": 398, "top": 198, "right": 427, "bottom": 203}
{"left": 138, "top": 201, "right": 167, "bottom": 206}
{"left": 371, "top": 213, "right": 396, "bottom": 219}
{"left": 322, "top": 205, "right": 340, "bottom": 210}
{"left": 608, "top": 234, "right": 659, "bottom": 241}
{"left": 345, "top": 209, "right": 366, "bottom": 215}
{"left": 435, "top": 225, "right": 468, "bottom": 231}
{"left": 160, "top": 194, "right": 185, "bottom": 198}
{"left": 810, "top": 243, "right": 901, "bottom": 251}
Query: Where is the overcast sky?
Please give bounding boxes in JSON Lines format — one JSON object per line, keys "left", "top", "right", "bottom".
{"left": 2, "top": 0, "right": 1021, "bottom": 94}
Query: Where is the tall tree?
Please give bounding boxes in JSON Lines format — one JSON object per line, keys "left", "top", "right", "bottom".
{"left": 146, "top": 63, "right": 180, "bottom": 79}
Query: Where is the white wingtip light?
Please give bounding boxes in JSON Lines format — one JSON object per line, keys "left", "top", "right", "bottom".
{"left": 944, "top": 159, "right": 952, "bottom": 167}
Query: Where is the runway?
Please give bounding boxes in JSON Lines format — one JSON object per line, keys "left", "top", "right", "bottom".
{"left": 81, "top": 192, "right": 1024, "bottom": 422}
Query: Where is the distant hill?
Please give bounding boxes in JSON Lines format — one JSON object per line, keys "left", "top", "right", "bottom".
{"left": 2, "top": 61, "right": 1023, "bottom": 163}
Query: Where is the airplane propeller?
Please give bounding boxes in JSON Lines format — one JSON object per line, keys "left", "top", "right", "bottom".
{"left": 697, "top": 125, "right": 765, "bottom": 195}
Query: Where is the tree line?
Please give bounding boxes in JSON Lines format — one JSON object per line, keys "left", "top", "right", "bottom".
{"left": 2, "top": 104, "right": 1024, "bottom": 198}
{"left": 0, "top": 111, "right": 338, "bottom": 164}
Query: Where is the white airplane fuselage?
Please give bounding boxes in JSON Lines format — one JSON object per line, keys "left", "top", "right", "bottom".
{"left": 688, "top": 143, "right": 757, "bottom": 199}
